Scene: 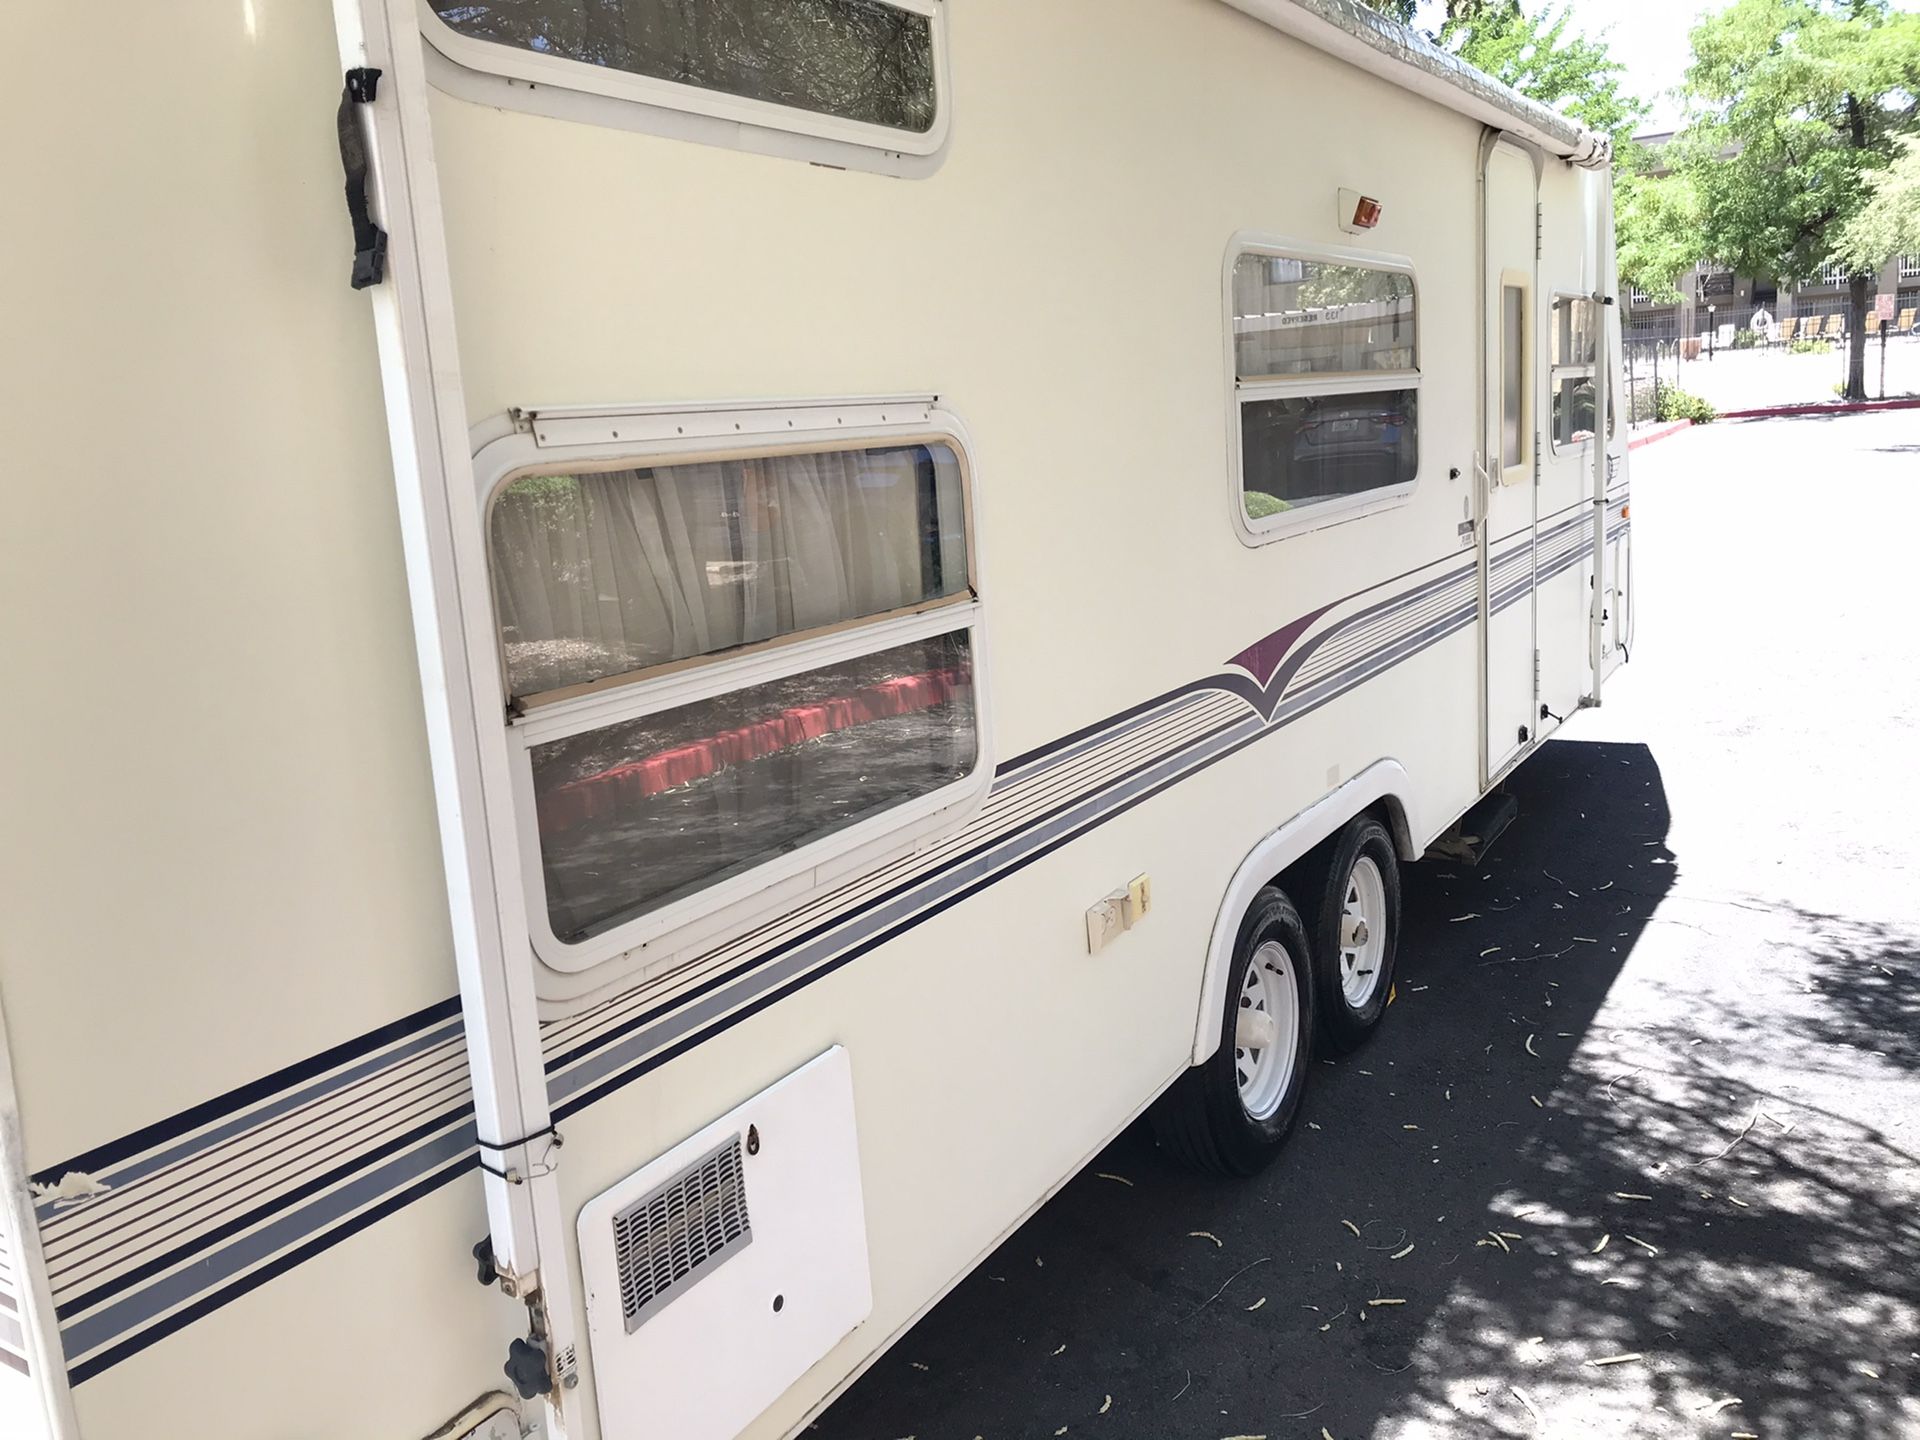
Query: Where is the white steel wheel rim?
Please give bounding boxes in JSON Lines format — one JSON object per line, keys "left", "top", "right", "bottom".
{"left": 1234, "top": 939, "right": 1301, "bottom": 1120}
{"left": 1339, "top": 855, "right": 1389, "bottom": 1009}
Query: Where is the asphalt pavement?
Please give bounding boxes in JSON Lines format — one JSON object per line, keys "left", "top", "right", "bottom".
{"left": 812, "top": 409, "right": 1920, "bottom": 1440}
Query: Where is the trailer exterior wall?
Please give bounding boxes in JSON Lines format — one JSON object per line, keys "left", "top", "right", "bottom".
{"left": 0, "top": 1, "right": 513, "bottom": 1434}
{"left": 434, "top": 1, "right": 1491, "bottom": 1433}
{"left": 0, "top": 2, "right": 1622, "bottom": 1438}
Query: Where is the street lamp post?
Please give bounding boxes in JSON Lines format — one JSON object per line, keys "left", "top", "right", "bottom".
{"left": 1707, "top": 304, "right": 1717, "bottom": 361}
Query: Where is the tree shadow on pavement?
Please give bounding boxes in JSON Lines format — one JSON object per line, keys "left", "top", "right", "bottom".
{"left": 811, "top": 739, "right": 1920, "bottom": 1439}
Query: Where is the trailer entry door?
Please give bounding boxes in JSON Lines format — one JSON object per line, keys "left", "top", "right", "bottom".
{"left": 1480, "top": 139, "right": 1539, "bottom": 782}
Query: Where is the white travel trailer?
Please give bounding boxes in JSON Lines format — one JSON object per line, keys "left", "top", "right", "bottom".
{"left": 0, "top": 0, "right": 1631, "bottom": 1436}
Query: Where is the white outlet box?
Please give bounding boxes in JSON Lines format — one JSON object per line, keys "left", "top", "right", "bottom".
{"left": 1086, "top": 897, "right": 1125, "bottom": 953}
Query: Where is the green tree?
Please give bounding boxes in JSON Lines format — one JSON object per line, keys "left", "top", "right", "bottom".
{"left": 1835, "top": 134, "right": 1920, "bottom": 273}
{"left": 1614, "top": 169, "right": 1705, "bottom": 302}
{"left": 1670, "top": 0, "right": 1920, "bottom": 399}
{"left": 1438, "top": 2, "right": 1650, "bottom": 153}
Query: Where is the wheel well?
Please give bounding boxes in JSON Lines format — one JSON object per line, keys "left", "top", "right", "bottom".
{"left": 1269, "top": 795, "right": 1416, "bottom": 893}
{"left": 1189, "top": 760, "right": 1416, "bottom": 1066}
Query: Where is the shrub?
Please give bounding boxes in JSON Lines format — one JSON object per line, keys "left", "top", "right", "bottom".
{"left": 1243, "top": 491, "right": 1291, "bottom": 520}
{"left": 1789, "top": 337, "right": 1827, "bottom": 355}
{"left": 1731, "top": 328, "right": 1759, "bottom": 349}
{"left": 1654, "top": 383, "right": 1717, "bottom": 424}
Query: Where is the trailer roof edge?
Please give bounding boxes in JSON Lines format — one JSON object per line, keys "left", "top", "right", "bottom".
{"left": 1222, "top": 0, "right": 1613, "bottom": 170}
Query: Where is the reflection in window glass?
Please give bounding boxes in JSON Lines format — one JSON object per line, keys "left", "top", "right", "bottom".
{"left": 1232, "top": 255, "right": 1415, "bottom": 379}
{"left": 1550, "top": 295, "right": 1611, "bottom": 450}
{"left": 1241, "top": 390, "right": 1418, "bottom": 515}
{"left": 1502, "top": 284, "right": 1525, "bottom": 469}
{"left": 1552, "top": 375, "right": 1597, "bottom": 446}
{"left": 489, "top": 443, "right": 969, "bottom": 699}
{"left": 430, "top": 0, "right": 938, "bottom": 132}
{"left": 530, "top": 632, "right": 975, "bottom": 941}
{"left": 1553, "top": 296, "right": 1597, "bottom": 367}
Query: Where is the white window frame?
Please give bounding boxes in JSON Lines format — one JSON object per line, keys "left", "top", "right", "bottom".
{"left": 1900, "top": 255, "right": 1920, "bottom": 280}
{"left": 1223, "top": 235, "right": 1421, "bottom": 547}
{"left": 1547, "top": 290, "right": 1610, "bottom": 454}
{"left": 419, "top": 0, "right": 952, "bottom": 178}
{"left": 471, "top": 396, "right": 993, "bottom": 998}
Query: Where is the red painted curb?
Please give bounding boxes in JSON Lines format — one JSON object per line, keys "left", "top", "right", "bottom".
{"left": 1719, "top": 395, "right": 1920, "bottom": 421}
{"left": 1628, "top": 419, "right": 1692, "bottom": 450}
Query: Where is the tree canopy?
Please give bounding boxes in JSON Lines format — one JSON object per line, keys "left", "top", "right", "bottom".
{"left": 1437, "top": 3, "right": 1650, "bottom": 153}
{"left": 1666, "top": 0, "right": 1920, "bottom": 395}
{"left": 1836, "top": 133, "right": 1920, "bottom": 272}
{"left": 1672, "top": 0, "right": 1920, "bottom": 285}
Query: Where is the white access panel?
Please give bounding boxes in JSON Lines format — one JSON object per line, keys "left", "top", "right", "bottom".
{"left": 577, "top": 1047, "right": 872, "bottom": 1440}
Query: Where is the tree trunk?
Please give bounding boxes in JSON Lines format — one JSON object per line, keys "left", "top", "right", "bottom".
{"left": 1846, "top": 274, "right": 1869, "bottom": 402}
{"left": 1843, "top": 89, "right": 1869, "bottom": 402}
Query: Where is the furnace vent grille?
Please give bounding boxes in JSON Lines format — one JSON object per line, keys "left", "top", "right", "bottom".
{"left": 611, "top": 1133, "right": 753, "bottom": 1331}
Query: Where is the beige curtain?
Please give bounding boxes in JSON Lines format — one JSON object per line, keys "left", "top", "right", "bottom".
{"left": 490, "top": 447, "right": 961, "bottom": 698}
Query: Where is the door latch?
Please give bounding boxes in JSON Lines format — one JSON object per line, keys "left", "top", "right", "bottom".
{"left": 336, "top": 67, "right": 387, "bottom": 290}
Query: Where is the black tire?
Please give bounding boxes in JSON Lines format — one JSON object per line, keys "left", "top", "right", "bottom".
{"left": 1151, "top": 887, "right": 1314, "bottom": 1176}
{"left": 1299, "top": 814, "right": 1402, "bottom": 1053}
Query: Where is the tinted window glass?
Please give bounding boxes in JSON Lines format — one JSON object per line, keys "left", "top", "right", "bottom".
{"left": 489, "top": 443, "right": 969, "bottom": 700}
{"left": 531, "top": 632, "right": 975, "bottom": 941}
{"left": 1232, "top": 255, "right": 1415, "bottom": 380}
{"left": 1241, "top": 390, "right": 1418, "bottom": 516}
{"left": 431, "top": 0, "right": 937, "bottom": 132}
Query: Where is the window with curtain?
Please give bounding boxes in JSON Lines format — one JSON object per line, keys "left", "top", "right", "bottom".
{"left": 1230, "top": 250, "right": 1419, "bottom": 528}
{"left": 428, "top": 0, "right": 938, "bottom": 133}
{"left": 1550, "top": 295, "right": 1611, "bottom": 449}
{"left": 489, "top": 440, "right": 978, "bottom": 946}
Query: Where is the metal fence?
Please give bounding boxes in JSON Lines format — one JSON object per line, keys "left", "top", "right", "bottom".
{"left": 1626, "top": 291, "right": 1920, "bottom": 347}
{"left": 1621, "top": 337, "right": 1664, "bottom": 424}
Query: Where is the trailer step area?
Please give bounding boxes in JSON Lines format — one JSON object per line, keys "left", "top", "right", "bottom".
{"left": 1424, "top": 790, "right": 1519, "bottom": 866}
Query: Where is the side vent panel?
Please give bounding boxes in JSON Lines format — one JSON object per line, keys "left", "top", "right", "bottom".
{"left": 577, "top": 1047, "right": 872, "bottom": 1440}
{"left": 613, "top": 1134, "right": 753, "bottom": 1331}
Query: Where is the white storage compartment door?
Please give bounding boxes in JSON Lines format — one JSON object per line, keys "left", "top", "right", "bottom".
{"left": 576, "top": 1047, "right": 873, "bottom": 1440}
